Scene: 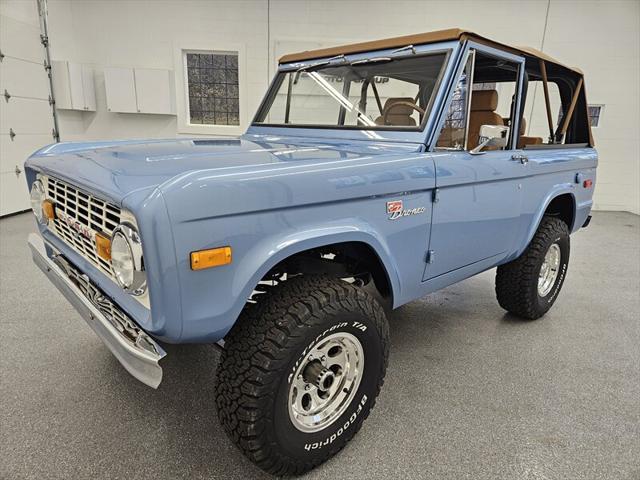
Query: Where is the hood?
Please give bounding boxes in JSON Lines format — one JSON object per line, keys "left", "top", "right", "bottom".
{"left": 25, "top": 135, "right": 423, "bottom": 205}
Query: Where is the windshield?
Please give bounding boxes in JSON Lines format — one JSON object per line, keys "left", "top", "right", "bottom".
{"left": 254, "top": 52, "right": 449, "bottom": 130}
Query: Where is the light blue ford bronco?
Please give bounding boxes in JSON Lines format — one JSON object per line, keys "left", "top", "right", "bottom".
{"left": 26, "top": 29, "right": 596, "bottom": 475}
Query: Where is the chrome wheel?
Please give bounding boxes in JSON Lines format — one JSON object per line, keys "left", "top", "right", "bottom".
{"left": 538, "top": 243, "right": 561, "bottom": 297}
{"left": 288, "top": 332, "right": 364, "bottom": 433}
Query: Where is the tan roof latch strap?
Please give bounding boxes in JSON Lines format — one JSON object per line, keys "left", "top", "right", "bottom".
{"left": 558, "top": 77, "right": 584, "bottom": 140}
{"left": 539, "top": 60, "right": 555, "bottom": 143}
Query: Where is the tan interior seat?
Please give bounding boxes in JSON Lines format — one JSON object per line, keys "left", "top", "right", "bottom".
{"left": 467, "top": 90, "right": 504, "bottom": 150}
{"left": 375, "top": 97, "right": 417, "bottom": 126}
{"left": 517, "top": 117, "right": 543, "bottom": 148}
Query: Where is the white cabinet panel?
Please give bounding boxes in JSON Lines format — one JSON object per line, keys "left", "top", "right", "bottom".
{"left": 134, "top": 68, "right": 175, "bottom": 115}
{"left": 67, "top": 62, "right": 84, "bottom": 109}
{"left": 51, "top": 61, "right": 71, "bottom": 108}
{"left": 0, "top": 97, "right": 53, "bottom": 135}
{"left": 104, "top": 67, "right": 138, "bottom": 113}
{"left": 0, "top": 133, "right": 52, "bottom": 173}
{"left": 0, "top": 15, "right": 44, "bottom": 64}
{"left": 82, "top": 66, "right": 96, "bottom": 111}
{"left": 51, "top": 61, "right": 96, "bottom": 111}
{"left": 0, "top": 170, "right": 30, "bottom": 215}
{"left": 104, "top": 66, "right": 175, "bottom": 115}
{"left": 0, "top": 56, "right": 50, "bottom": 100}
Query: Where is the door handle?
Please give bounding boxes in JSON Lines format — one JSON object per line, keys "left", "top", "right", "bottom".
{"left": 511, "top": 154, "right": 528, "bottom": 165}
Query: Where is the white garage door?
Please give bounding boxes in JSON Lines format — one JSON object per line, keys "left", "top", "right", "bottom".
{"left": 0, "top": 2, "right": 55, "bottom": 216}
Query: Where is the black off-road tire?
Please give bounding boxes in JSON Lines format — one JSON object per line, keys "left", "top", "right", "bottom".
{"left": 215, "top": 276, "right": 389, "bottom": 476}
{"left": 495, "top": 216, "right": 570, "bottom": 319}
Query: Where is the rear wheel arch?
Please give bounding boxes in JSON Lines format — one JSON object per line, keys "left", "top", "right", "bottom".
{"left": 517, "top": 190, "right": 576, "bottom": 259}
{"left": 543, "top": 193, "right": 576, "bottom": 231}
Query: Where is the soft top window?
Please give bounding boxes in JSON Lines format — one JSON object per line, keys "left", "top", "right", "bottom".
{"left": 520, "top": 57, "right": 592, "bottom": 147}
{"left": 254, "top": 52, "right": 448, "bottom": 130}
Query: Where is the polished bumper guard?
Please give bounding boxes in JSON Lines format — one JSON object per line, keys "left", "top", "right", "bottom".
{"left": 28, "top": 233, "right": 166, "bottom": 388}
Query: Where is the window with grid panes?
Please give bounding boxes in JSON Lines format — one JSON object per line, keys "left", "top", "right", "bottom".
{"left": 186, "top": 52, "right": 239, "bottom": 126}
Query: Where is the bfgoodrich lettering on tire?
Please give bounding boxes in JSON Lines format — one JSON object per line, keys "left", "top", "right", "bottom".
{"left": 495, "top": 216, "right": 570, "bottom": 319}
{"left": 215, "top": 276, "right": 389, "bottom": 476}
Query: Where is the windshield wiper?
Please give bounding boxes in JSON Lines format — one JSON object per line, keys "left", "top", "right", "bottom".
{"left": 349, "top": 45, "right": 416, "bottom": 66}
{"left": 295, "top": 54, "right": 346, "bottom": 73}
{"left": 294, "top": 55, "right": 346, "bottom": 84}
{"left": 295, "top": 60, "right": 329, "bottom": 74}
{"left": 391, "top": 44, "right": 417, "bottom": 55}
{"left": 349, "top": 56, "right": 393, "bottom": 66}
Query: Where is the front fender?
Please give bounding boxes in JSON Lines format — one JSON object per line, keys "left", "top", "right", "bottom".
{"left": 174, "top": 218, "right": 401, "bottom": 343}
{"left": 233, "top": 221, "right": 401, "bottom": 309}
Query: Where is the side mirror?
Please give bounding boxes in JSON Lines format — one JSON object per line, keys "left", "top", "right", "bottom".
{"left": 470, "top": 125, "right": 510, "bottom": 155}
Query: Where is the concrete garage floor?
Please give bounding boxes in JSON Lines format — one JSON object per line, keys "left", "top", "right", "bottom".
{"left": 1, "top": 211, "right": 638, "bottom": 480}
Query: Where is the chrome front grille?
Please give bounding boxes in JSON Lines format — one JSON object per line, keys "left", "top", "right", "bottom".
{"left": 45, "top": 176, "right": 121, "bottom": 277}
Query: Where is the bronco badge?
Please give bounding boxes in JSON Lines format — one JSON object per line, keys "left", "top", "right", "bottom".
{"left": 386, "top": 200, "right": 426, "bottom": 221}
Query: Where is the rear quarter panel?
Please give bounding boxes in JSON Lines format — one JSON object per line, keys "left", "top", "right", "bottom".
{"left": 512, "top": 147, "right": 598, "bottom": 260}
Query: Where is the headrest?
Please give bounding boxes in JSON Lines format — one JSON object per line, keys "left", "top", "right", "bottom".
{"left": 383, "top": 97, "right": 416, "bottom": 115}
{"left": 470, "top": 90, "right": 498, "bottom": 112}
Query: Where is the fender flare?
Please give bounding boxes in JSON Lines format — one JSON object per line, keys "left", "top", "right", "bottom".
{"left": 517, "top": 184, "right": 576, "bottom": 258}
{"left": 224, "top": 222, "right": 401, "bottom": 336}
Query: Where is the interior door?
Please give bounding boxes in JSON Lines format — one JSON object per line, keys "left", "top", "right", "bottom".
{"left": 423, "top": 44, "right": 527, "bottom": 281}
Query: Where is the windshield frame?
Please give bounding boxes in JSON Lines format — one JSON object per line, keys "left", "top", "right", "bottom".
{"left": 252, "top": 49, "right": 452, "bottom": 132}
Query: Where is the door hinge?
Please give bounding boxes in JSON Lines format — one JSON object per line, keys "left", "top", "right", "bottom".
{"left": 432, "top": 188, "right": 440, "bottom": 203}
{"left": 15, "top": 166, "right": 22, "bottom": 176}
{"left": 425, "top": 250, "right": 435, "bottom": 264}
{"left": 3, "top": 89, "right": 10, "bottom": 102}
{"left": 0, "top": 50, "right": 4, "bottom": 62}
{"left": 9, "top": 128, "right": 16, "bottom": 141}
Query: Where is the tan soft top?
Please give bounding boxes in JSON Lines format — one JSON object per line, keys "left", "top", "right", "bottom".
{"left": 279, "top": 28, "right": 582, "bottom": 74}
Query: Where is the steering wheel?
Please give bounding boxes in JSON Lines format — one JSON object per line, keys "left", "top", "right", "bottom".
{"left": 382, "top": 101, "right": 425, "bottom": 125}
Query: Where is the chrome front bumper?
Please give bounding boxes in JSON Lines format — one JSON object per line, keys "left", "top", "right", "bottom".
{"left": 28, "top": 233, "right": 166, "bottom": 388}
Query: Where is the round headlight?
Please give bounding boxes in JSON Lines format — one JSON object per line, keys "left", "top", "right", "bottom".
{"left": 111, "top": 224, "right": 146, "bottom": 295}
{"left": 30, "top": 180, "right": 46, "bottom": 224}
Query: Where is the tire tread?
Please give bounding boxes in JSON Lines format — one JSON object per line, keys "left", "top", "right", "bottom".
{"left": 495, "top": 216, "right": 570, "bottom": 319}
{"left": 215, "top": 276, "right": 389, "bottom": 476}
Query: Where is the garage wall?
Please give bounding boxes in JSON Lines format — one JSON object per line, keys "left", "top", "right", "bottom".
{"left": 542, "top": 1, "right": 639, "bottom": 213}
{"left": 46, "top": 0, "right": 269, "bottom": 141}
{"left": 43, "top": 0, "right": 640, "bottom": 214}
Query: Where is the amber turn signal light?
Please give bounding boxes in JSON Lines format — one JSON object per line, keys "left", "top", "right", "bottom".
{"left": 191, "top": 246, "right": 232, "bottom": 270}
{"left": 42, "top": 200, "right": 55, "bottom": 220}
{"left": 95, "top": 233, "right": 112, "bottom": 261}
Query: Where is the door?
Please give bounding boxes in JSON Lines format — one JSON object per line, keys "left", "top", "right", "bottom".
{"left": 67, "top": 62, "right": 85, "bottom": 110}
{"left": 423, "top": 45, "right": 527, "bottom": 281}
{"left": 0, "top": 6, "right": 56, "bottom": 216}
{"left": 81, "top": 65, "right": 96, "bottom": 111}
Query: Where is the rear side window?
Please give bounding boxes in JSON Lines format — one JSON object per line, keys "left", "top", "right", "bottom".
{"left": 521, "top": 80, "right": 562, "bottom": 145}
{"left": 519, "top": 60, "right": 592, "bottom": 147}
